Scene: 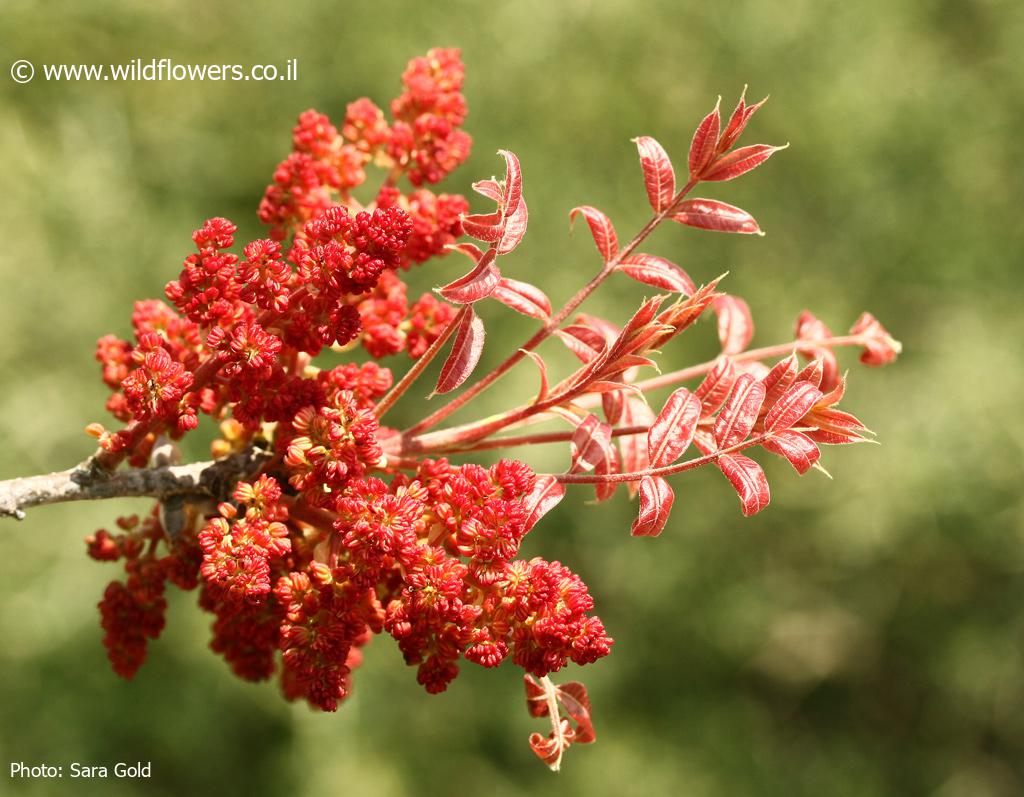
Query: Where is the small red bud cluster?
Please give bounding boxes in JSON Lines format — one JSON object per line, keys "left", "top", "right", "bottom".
{"left": 80, "top": 50, "right": 900, "bottom": 769}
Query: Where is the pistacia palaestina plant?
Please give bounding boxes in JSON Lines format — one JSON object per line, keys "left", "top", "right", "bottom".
{"left": 0, "top": 48, "right": 899, "bottom": 771}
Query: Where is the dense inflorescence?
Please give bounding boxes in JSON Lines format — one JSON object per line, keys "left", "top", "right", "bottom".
{"left": 81, "top": 48, "right": 899, "bottom": 769}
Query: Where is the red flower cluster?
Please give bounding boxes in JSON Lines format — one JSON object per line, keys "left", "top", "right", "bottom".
{"left": 78, "top": 50, "right": 900, "bottom": 770}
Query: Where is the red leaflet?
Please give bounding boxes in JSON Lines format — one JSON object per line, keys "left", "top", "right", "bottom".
{"left": 522, "top": 350, "right": 550, "bottom": 403}
{"left": 618, "top": 253, "right": 695, "bottom": 294}
{"left": 524, "top": 676, "right": 596, "bottom": 771}
{"left": 460, "top": 210, "right": 504, "bottom": 243}
{"left": 601, "top": 380, "right": 625, "bottom": 425}
{"left": 498, "top": 149, "right": 523, "bottom": 213}
{"left": 497, "top": 195, "right": 529, "bottom": 255}
{"left": 764, "top": 381, "right": 822, "bottom": 432}
{"left": 522, "top": 475, "right": 566, "bottom": 532}
{"left": 434, "top": 306, "right": 485, "bottom": 394}
{"left": 713, "top": 295, "right": 754, "bottom": 354}
{"left": 850, "top": 311, "right": 901, "bottom": 366}
{"left": 490, "top": 277, "right": 552, "bottom": 321}
{"left": 713, "top": 373, "right": 766, "bottom": 448}
{"left": 472, "top": 178, "right": 503, "bottom": 203}
{"left": 570, "top": 413, "right": 613, "bottom": 473}
{"left": 620, "top": 398, "right": 654, "bottom": 498}
{"left": 633, "top": 136, "right": 676, "bottom": 213}
{"left": 695, "top": 357, "right": 736, "bottom": 417}
{"left": 702, "top": 144, "right": 786, "bottom": 182}
{"left": 718, "top": 89, "right": 768, "bottom": 154}
{"left": 795, "top": 357, "right": 824, "bottom": 388}
{"left": 593, "top": 446, "right": 620, "bottom": 503}
{"left": 555, "top": 325, "right": 605, "bottom": 363}
{"left": 762, "top": 430, "right": 820, "bottom": 474}
{"left": 647, "top": 388, "right": 701, "bottom": 467}
{"left": 717, "top": 453, "right": 770, "bottom": 516}
{"left": 689, "top": 99, "right": 721, "bottom": 178}
{"left": 760, "top": 353, "right": 799, "bottom": 410}
{"left": 805, "top": 406, "right": 868, "bottom": 445}
{"left": 795, "top": 309, "right": 833, "bottom": 341}
{"left": 673, "top": 199, "right": 762, "bottom": 235}
{"left": 438, "top": 248, "right": 501, "bottom": 304}
{"left": 630, "top": 476, "right": 675, "bottom": 537}
{"left": 570, "top": 206, "right": 618, "bottom": 262}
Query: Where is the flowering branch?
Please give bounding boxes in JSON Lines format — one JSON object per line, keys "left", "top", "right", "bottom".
{"left": 4, "top": 50, "right": 901, "bottom": 772}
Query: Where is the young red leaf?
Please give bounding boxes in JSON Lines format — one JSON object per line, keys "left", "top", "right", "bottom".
{"left": 764, "top": 381, "right": 823, "bottom": 432}
{"left": 795, "top": 309, "right": 833, "bottom": 341}
{"left": 702, "top": 144, "right": 786, "bottom": 182}
{"left": 472, "top": 178, "right": 503, "bottom": 203}
{"left": 618, "top": 254, "right": 696, "bottom": 294}
{"left": 695, "top": 357, "right": 736, "bottom": 417}
{"left": 570, "top": 413, "right": 613, "bottom": 473}
{"left": 437, "top": 248, "right": 501, "bottom": 304}
{"left": 631, "top": 476, "right": 675, "bottom": 537}
{"left": 717, "top": 453, "right": 770, "bottom": 516}
{"left": 673, "top": 199, "right": 762, "bottom": 235}
{"left": 569, "top": 206, "right": 618, "bottom": 262}
{"left": 763, "top": 430, "right": 820, "bottom": 474}
{"left": 760, "top": 353, "right": 799, "bottom": 410}
{"left": 647, "top": 387, "right": 701, "bottom": 467}
{"left": 446, "top": 241, "right": 486, "bottom": 262}
{"left": 522, "top": 349, "right": 550, "bottom": 404}
{"left": 620, "top": 398, "right": 654, "bottom": 498}
{"left": 529, "top": 722, "right": 572, "bottom": 772}
{"left": 554, "top": 329, "right": 602, "bottom": 363}
{"left": 850, "top": 311, "right": 901, "bottom": 366}
{"left": 601, "top": 380, "right": 625, "bottom": 425}
{"left": 434, "top": 306, "right": 485, "bottom": 394}
{"left": 713, "top": 295, "right": 754, "bottom": 354}
{"left": 633, "top": 136, "right": 676, "bottom": 213}
{"left": 554, "top": 682, "right": 596, "bottom": 745}
{"left": 593, "top": 445, "right": 620, "bottom": 503}
{"left": 523, "top": 475, "right": 566, "bottom": 533}
{"left": 713, "top": 373, "right": 766, "bottom": 448}
{"left": 689, "top": 99, "right": 721, "bottom": 178}
{"left": 490, "top": 277, "right": 551, "bottom": 321}
{"left": 718, "top": 89, "right": 768, "bottom": 154}
{"left": 460, "top": 210, "right": 504, "bottom": 243}
{"left": 497, "top": 194, "right": 529, "bottom": 254}
{"left": 498, "top": 149, "right": 523, "bottom": 213}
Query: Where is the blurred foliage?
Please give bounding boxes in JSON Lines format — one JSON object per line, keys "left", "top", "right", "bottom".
{"left": 2, "top": 0, "right": 1023, "bottom": 795}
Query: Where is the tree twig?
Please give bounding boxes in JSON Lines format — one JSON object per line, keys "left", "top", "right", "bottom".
{"left": 0, "top": 448, "right": 271, "bottom": 521}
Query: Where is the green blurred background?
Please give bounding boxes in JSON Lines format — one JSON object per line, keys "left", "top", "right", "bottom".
{"left": 2, "top": 1, "right": 1023, "bottom": 794}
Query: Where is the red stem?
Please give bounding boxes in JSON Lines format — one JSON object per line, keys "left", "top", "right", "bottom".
{"left": 553, "top": 432, "right": 775, "bottom": 484}
{"left": 374, "top": 305, "right": 467, "bottom": 420}
{"left": 401, "top": 179, "right": 700, "bottom": 438}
